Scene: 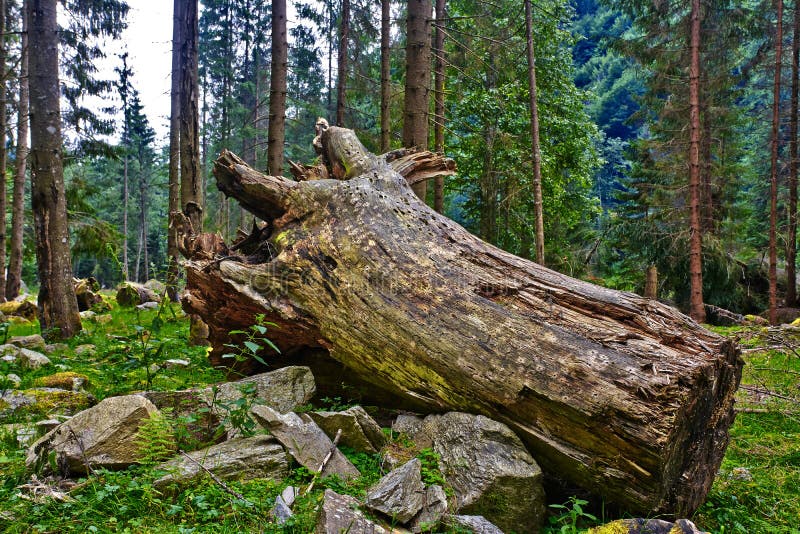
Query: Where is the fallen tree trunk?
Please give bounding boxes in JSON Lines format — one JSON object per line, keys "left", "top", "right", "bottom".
{"left": 181, "top": 126, "right": 742, "bottom": 517}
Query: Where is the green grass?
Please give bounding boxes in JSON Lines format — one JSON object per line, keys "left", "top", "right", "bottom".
{"left": 692, "top": 326, "right": 800, "bottom": 534}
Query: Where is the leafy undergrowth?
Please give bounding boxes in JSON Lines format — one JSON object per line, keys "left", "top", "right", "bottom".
{"left": 0, "top": 300, "right": 461, "bottom": 533}
{"left": 3, "top": 303, "right": 800, "bottom": 532}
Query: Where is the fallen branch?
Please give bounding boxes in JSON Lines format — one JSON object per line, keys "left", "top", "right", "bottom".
{"left": 304, "top": 428, "right": 343, "bottom": 496}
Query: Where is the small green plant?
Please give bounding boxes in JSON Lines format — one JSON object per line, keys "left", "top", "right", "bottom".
{"left": 135, "top": 409, "right": 177, "bottom": 465}
{"left": 416, "top": 448, "right": 452, "bottom": 497}
{"left": 546, "top": 496, "right": 597, "bottom": 534}
{"left": 208, "top": 382, "right": 261, "bottom": 438}
{"left": 223, "top": 314, "right": 280, "bottom": 368}
{"left": 121, "top": 325, "right": 172, "bottom": 389}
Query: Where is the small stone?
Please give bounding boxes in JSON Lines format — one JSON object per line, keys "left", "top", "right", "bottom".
{"left": 136, "top": 301, "right": 159, "bottom": 310}
{"left": 271, "top": 497, "right": 293, "bottom": 524}
{"left": 365, "top": 458, "right": 425, "bottom": 524}
{"left": 16, "top": 348, "right": 51, "bottom": 369}
{"left": 4, "top": 373, "right": 22, "bottom": 388}
{"left": 163, "top": 358, "right": 190, "bottom": 369}
{"left": 316, "top": 489, "right": 390, "bottom": 534}
{"left": 411, "top": 485, "right": 448, "bottom": 532}
{"left": 731, "top": 467, "right": 753, "bottom": 481}
{"left": 44, "top": 343, "right": 69, "bottom": 354}
{"left": 8, "top": 334, "right": 47, "bottom": 352}
{"left": 74, "top": 344, "right": 96, "bottom": 357}
{"left": 35, "top": 372, "right": 89, "bottom": 391}
{"left": 444, "top": 515, "right": 503, "bottom": 534}
{"left": 79, "top": 310, "right": 96, "bottom": 320}
{"left": 281, "top": 485, "right": 299, "bottom": 507}
{"left": 588, "top": 518, "right": 710, "bottom": 534}
{"left": 271, "top": 486, "right": 300, "bottom": 525}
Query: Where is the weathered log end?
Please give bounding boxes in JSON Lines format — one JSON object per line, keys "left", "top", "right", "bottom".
{"left": 182, "top": 127, "right": 742, "bottom": 518}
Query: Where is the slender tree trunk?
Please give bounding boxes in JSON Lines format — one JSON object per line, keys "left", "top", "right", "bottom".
{"left": 139, "top": 167, "right": 149, "bottom": 281}
{"left": 770, "top": 0, "right": 784, "bottom": 324}
{"left": 0, "top": 0, "right": 7, "bottom": 302}
{"left": 335, "top": 0, "right": 349, "bottom": 126}
{"left": 433, "top": 0, "right": 446, "bottom": 214}
{"left": 524, "top": 0, "right": 545, "bottom": 265}
{"left": 688, "top": 0, "right": 706, "bottom": 323}
{"left": 644, "top": 264, "right": 658, "bottom": 299}
{"left": 327, "top": 0, "right": 333, "bottom": 120}
{"left": 123, "top": 156, "right": 129, "bottom": 280}
{"left": 380, "top": 0, "right": 391, "bottom": 153}
{"left": 6, "top": 0, "right": 28, "bottom": 299}
{"left": 479, "top": 125, "right": 497, "bottom": 243}
{"left": 180, "top": 0, "right": 202, "bottom": 232}
{"left": 700, "top": 85, "right": 714, "bottom": 234}
{"left": 267, "top": 0, "right": 287, "bottom": 176}
{"left": 402, "top": 0, "right": 432, "bottom": 201}
{"left": 167, "top": 0, "right": 183, "bottom": 299}
{"left": 788, "top": 0, "right": 799, "bottom": 307}
{"left": 27, "top": 0, "right": 81, "bottom": 338}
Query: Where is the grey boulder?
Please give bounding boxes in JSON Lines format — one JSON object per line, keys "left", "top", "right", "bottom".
{"left": 445, "top": 515, "right": 504, "bottom": 534}
{"left": 154, "top": 435, "right": 289, "bottom": 491}
{"left": 307, "top": 405, "right": 387, "bottom": 453}
{"left": 251, "top": 405, "right": 359, "bottom": 480}
{"left": 411, "top": 484, "right": 449, "bottom": 532}
{"left": 414, "top": 412, "right": 545, "bottom": 533}
{"left": 365, "top": 458, "right": 425, "bottom": 524}
{"left": 316, "top": 489, "right": 391, "bottom": 534}
{"left": 26, "top": 394, "right": 159, "bottom": 474}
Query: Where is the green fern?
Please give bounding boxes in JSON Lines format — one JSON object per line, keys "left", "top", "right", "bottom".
{"left": 135, "top": 409, "right": 177, "bottom": 466}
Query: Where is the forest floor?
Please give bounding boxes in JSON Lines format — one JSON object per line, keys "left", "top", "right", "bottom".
{"left": 0, "top": 298, "right": 798, "bottom": 533}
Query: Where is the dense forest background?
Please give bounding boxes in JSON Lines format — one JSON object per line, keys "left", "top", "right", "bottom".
{"left": 1, "top": 0, "right": 796, "bottom": 322}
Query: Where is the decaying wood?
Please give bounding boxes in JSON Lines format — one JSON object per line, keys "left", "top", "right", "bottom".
{"left": 182, "top": 126, "right": 742, "bottom": 518}
{"left": 73, "top": 278, "right": 103, "bottom": 312}
{"left": 116, "top": 282, "right": 161, "bottom": 308}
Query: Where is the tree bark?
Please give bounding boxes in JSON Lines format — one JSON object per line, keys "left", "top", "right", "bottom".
{"left": 28, "top": 0, "right": 81, "bottom": 339}
{"left": 770, "top": 0, "right": 784, "bottom": 324}
{"left": 402, "top": 0, "right": 432, "bottom": 201}
{"left": 6, "top": 0, "right": 28, "bottom": 300}
{"left": 644, "top": 264, "right": 658, "bottom": 299}
{"left": 335, "top": 0, "right": 349, "bottom": 126}
{"left": 380, "top": 0, "right": 391, "bottom": 153}
{"left": 788, "top": 0, "right": 798, "bottom": 307}
{"left": 167, "top": 0, "right": 183, "bottom": 299}
{"left": 0, "top": 0, "right": 8, "bottom": 302}
{"left": 267, "top": 0, "right": 287, "bottom": 176}
{"left": 139, "top": 167, "right": 149, "bottom": 282}
{"left": 180, "top": 0, "right": 202, "bottom": 233}
{"left": 123, "top": 156, "right": 129, "bottom": 280}
{"left": 182, "top": 127, "right": 742, "bottom": 518}
{"left": 433, "top": 0, "right": 446, "bottom": 214}
{"left": 524, "top": 0, "right": 545, "bottom": 265}
{"left": 688, "top": 0, "right": 706, "bottom": 323}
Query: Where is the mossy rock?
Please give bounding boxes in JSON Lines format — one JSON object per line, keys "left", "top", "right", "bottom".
{"left": 34, "top": 372, "right": 90, "bottom": 391}
{"left": 0, "top": 300, "right": 37, "bottom": 321}
{"left": 1, "top": 388, "right": 95, "bottom": 421}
